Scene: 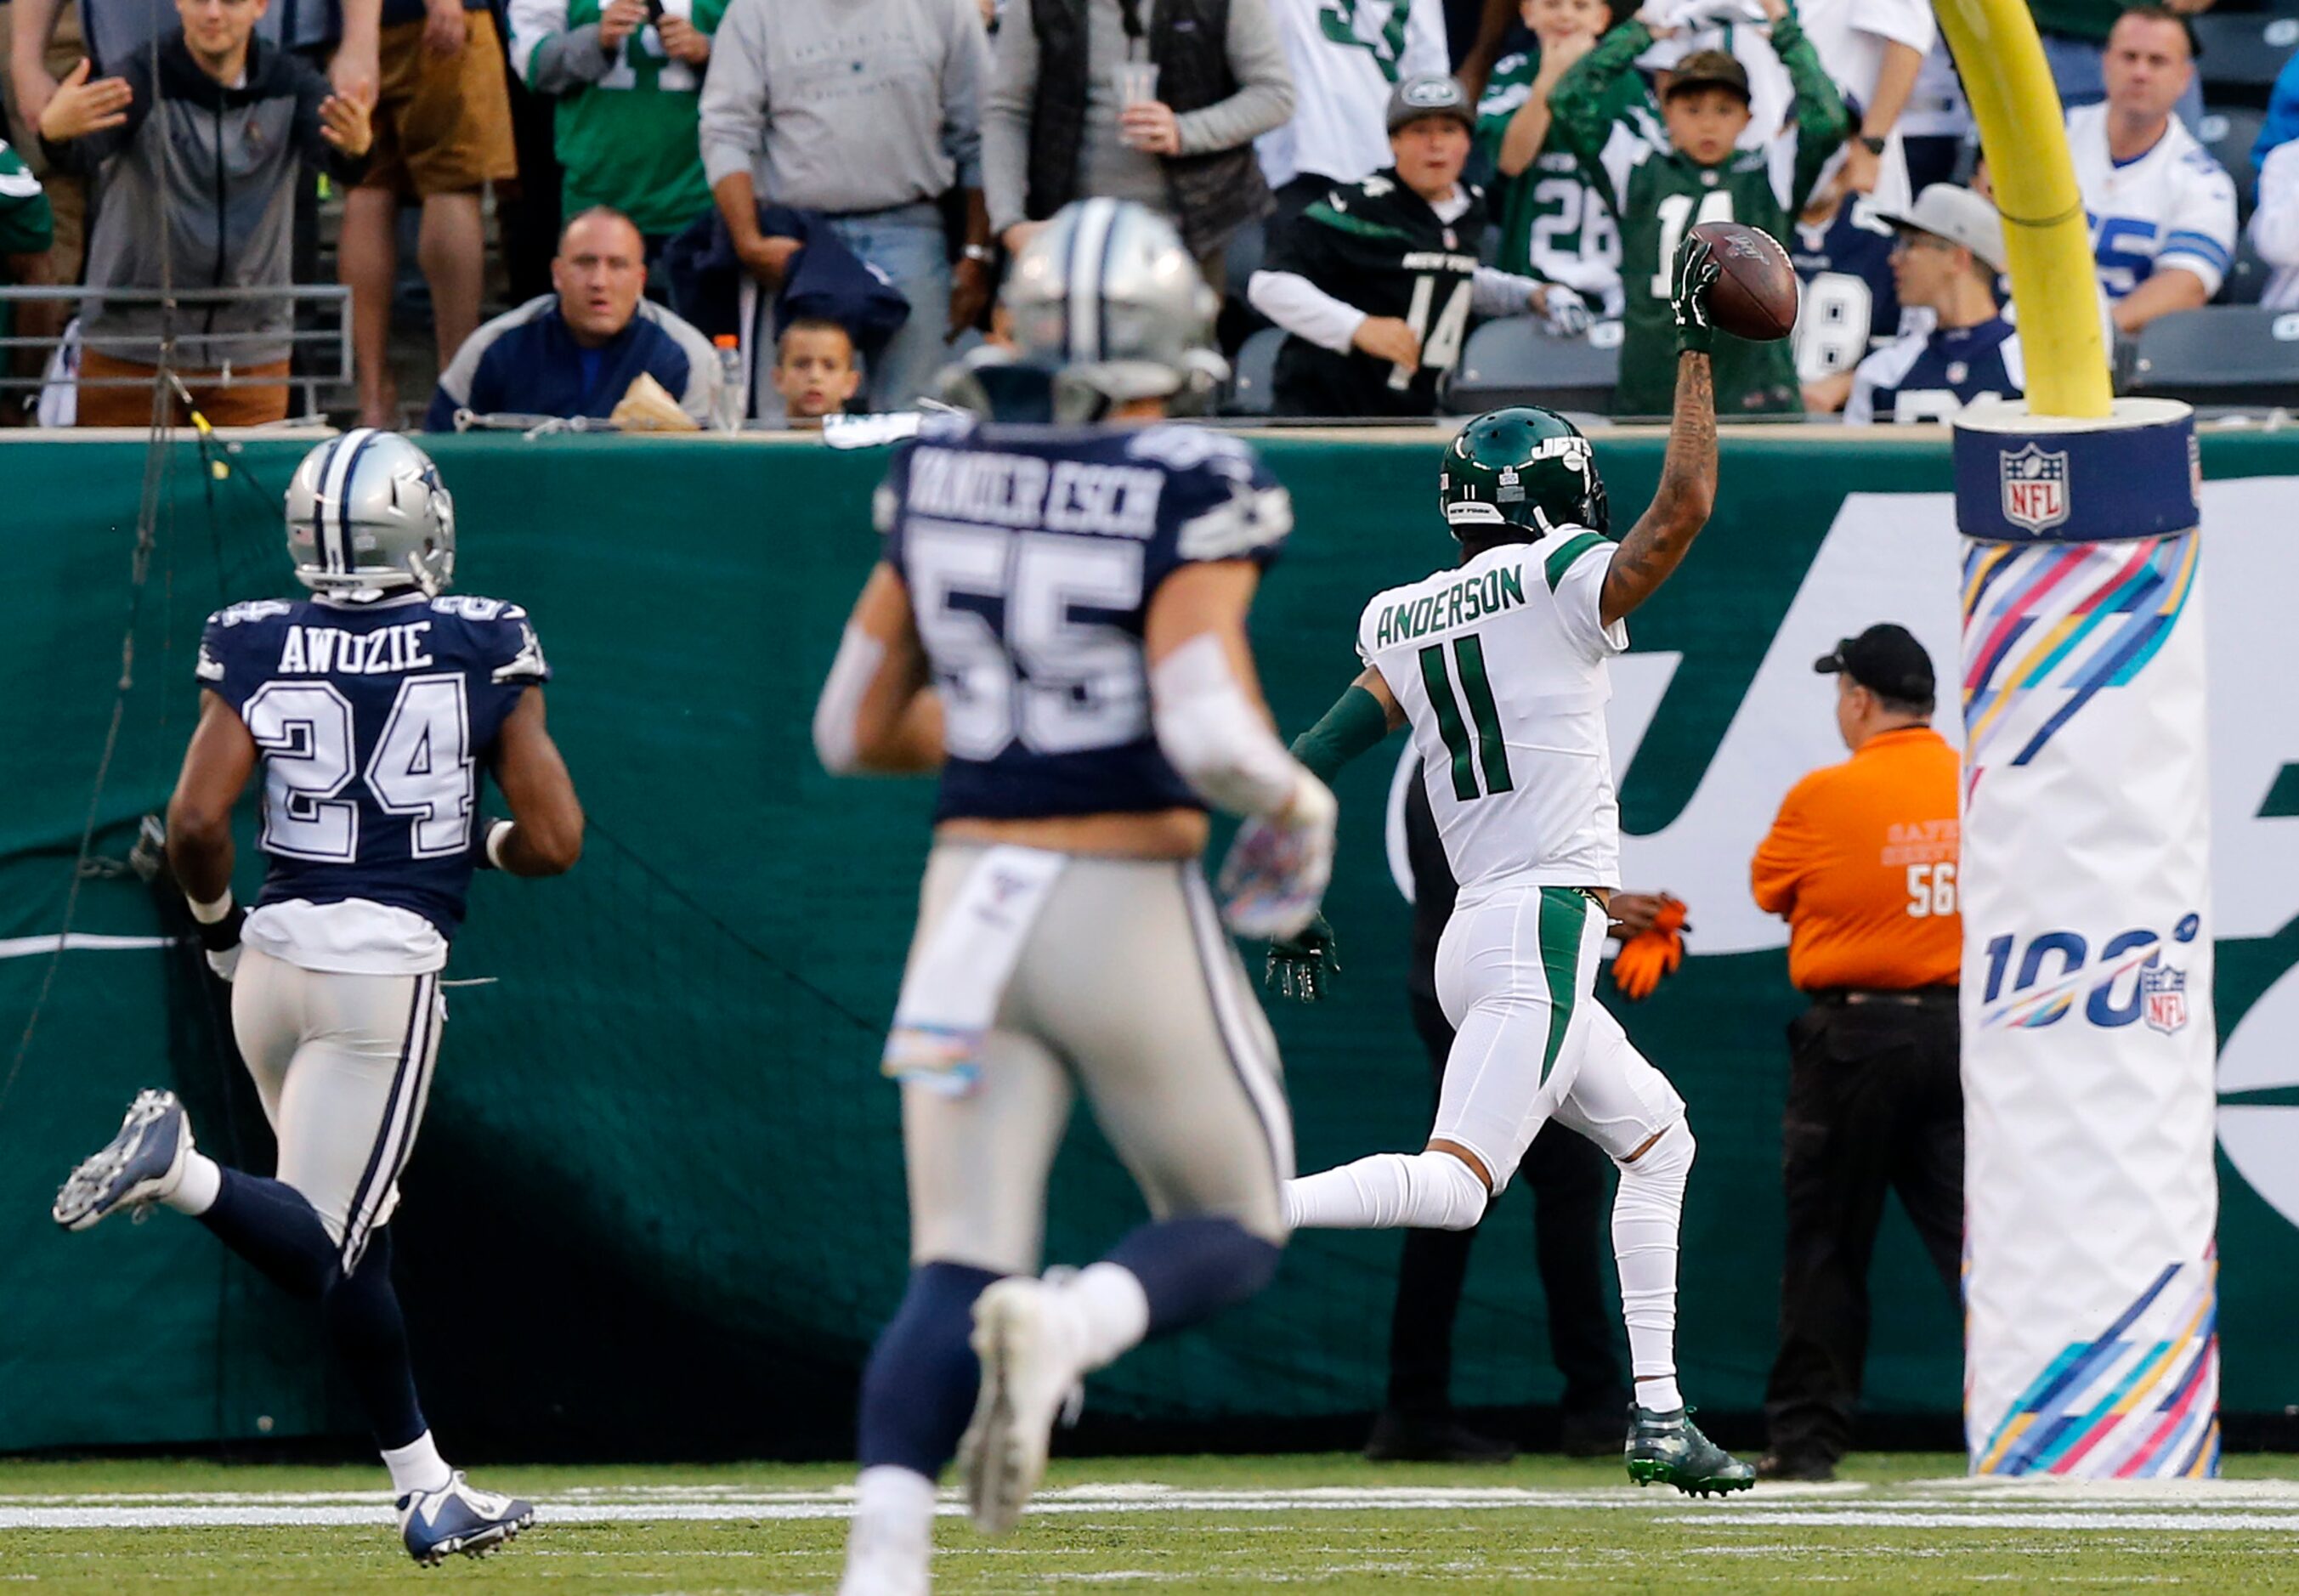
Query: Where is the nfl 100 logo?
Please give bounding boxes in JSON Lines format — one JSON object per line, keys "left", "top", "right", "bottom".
{"left": 2000, "top": 443, "right": 2071, "bottom": 534}
{"left": 2143, "top": 965, "right": 2189, "bottom": 1035}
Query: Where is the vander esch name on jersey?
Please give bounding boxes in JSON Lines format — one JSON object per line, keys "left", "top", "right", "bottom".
{"left": 1374, "top": 563, "right": 1527, "bottom": 648}
{"left": 908, "top": 447, "right": 1166, "bottom": 538}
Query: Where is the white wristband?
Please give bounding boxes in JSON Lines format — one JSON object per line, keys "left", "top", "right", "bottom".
{"left": 187, "top": 887, "right": 235, "bottom": 925}
{"left": 484, "top": 820, "right": 514, "bottom": 869}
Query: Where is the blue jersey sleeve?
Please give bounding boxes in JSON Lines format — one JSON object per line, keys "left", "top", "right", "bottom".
{"left": 1129, "top": 425, "right": 1294, "bottom": 587}
{"left": 194, "top": 599, "right": 297, "bottom": 711}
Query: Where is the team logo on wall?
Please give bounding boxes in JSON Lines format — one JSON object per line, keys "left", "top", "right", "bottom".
{"left": 2143, "top": 965, "right": 2191, "bottom": 1035}
{"left": 2000, "top": 444, "right": 2070, "bottom": 535}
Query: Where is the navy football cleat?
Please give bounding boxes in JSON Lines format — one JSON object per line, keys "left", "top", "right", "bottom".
{"left": 397, "top": 1472, "right": 534, "bottom": 1565}
{"left": 53, "top": 1089, "right": 191, "bottom": 1231}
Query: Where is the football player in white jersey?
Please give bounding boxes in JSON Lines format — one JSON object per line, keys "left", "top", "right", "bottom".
{"left": 2066, "top": 5, "right": 2237, "bottom": 335}
{"left": 1267, "top": 232, "right": 1754, "bottom": 1496}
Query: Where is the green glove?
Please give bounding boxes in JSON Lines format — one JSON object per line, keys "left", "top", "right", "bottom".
{"left": 1265, "top": 914, "right": 1339, "bottom": 1004}
{"left": 1672, "top": 229, "right": 1721, "bottom": 357}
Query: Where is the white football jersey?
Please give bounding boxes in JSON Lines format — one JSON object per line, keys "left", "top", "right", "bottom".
{"left": 1254, "top": 0, "right": 1450, "bottom": 190}
{"left": 1357, "top": 529, "right": 1627, "bottom": 896}
{"left": 2067, "top": 104, "right": 2238, "bottom": 301}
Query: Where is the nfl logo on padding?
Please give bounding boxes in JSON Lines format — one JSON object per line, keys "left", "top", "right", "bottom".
{"left": 2000, "top": 443, "right": 2070, "bottom": 535}
{"left": 2143, "top": 965, "right": 2189, "bottom": 1035}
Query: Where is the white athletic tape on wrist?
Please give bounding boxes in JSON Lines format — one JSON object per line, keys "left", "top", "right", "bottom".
{"left": 813, "top": 625, "right": 886, "bottom": 775}
{"left": 1150, "top": 633, "right": 1302, "bottom": 818}
{"left": 484, "top": 819, "right": 514, "bottom": 870}
{"left": 187, "top": 888, "right": 234, "bottom": 925}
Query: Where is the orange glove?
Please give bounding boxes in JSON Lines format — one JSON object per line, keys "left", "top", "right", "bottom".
{"left": 1610, "top": 897, "right": 1689, "bottom": 1001}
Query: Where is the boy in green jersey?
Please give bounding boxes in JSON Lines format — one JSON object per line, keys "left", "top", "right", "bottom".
{"left": 1476, "top": 0, "right": 1633, "bottom": 320}
{"left": 1549, "top": 3, "right": 1848, "bottom": 416}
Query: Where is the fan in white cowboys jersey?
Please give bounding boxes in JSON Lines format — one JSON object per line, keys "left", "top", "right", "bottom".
{"left": 51, "top": 432, "right": 585, "bottom": 1565}
{"left": 2068, "top": 6, "right": 2237, "bottom": 335}
{"left": 813, "top": 198, "right": 1328, "bottom": 1596}
{"left": 1265, "top": 233, "right": 1755, "bottom": 1497}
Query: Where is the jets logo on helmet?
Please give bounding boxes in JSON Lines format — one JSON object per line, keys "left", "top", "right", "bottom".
{"left": 1441, "top": 406, "right": 1610, "bottom": 540}
{"left": 284, "top": 430, "right": 457, "bottom": 597}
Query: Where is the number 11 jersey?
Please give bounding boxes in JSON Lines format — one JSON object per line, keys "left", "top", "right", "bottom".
{"left": 1356, "top": 529, "right": 1626, "bottom": 896}
{"left": 195, "top": 591, "right": 551, "bottom": 971}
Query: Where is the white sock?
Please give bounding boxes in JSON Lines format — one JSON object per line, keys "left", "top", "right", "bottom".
{"left": 1060, "top": 1263, "right": 1150, "bottom": 1373}
{"left": 382, "top": 1431, "right": 452, "bottom": 1498}
{"left": 841, "top": 1464, "right": 935, "bottom": 1586}
{"left": 1615, "top": 1123, "right": 1695, "bottom": 1415}
{"left": 162, "top": 1151, "right": 221, "bottom": 1216}
{"left": 1283, "top": 1151, "right": 1489, "bottom": 1231}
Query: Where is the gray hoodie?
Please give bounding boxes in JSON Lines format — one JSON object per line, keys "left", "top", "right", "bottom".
{"left": 43, "top": 32, "right": 368, "bottom": 369}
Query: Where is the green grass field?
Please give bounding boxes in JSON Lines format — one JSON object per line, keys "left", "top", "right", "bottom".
{"left": 5, "top": 1452, "right": 2299, "bottom": 1593}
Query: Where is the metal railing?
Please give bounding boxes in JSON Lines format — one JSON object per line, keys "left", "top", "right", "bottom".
{"left": 0, "top": 284, "right": 353, "bottom": 421}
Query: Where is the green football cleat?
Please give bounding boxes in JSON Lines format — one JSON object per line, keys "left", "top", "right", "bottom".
{"left": 1623, "top": 1406, "right": 1756, "bottom": 1498}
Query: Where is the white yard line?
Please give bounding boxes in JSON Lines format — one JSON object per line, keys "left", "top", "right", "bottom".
{"left": 0, "top": 1480, "right": 2289, "bottom": 1534}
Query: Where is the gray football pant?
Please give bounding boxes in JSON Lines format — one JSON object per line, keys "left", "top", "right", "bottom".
{"left": 901, "top": 846, "right": 1294, "bottom": 1275}
{"left": 232, "top": 948, "right": 444, "bottom": 1270}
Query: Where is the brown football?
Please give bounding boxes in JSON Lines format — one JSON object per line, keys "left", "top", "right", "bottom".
{"left": 1690, "top": 220, "right": 1800, "bottom": 342}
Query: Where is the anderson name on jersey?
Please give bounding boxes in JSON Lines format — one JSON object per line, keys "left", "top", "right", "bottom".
{"left": 1356, "top": 526, "right": 1626, "bottom": 894}
{"left": 2067, "top": 102, "right": 2238, "bottom": 300}
{"left": 879, "top": 416, "right": 1293, "bottom": 824}
{"left": 196, "top": 591, "right": 551, "bottom": 969}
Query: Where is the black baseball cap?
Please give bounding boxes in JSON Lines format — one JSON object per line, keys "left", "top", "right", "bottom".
{"left": 1815, "top": 624, "right": 1935, "bottom": 704}
{"left": 1664, "top": 49, "right": 1751, "bottom": 105}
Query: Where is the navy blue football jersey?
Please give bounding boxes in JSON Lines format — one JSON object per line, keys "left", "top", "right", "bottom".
{"left": 879, "top": 416, "right": 1294, "bottom": 823}
{"left": 1845, "top": 315, "right": 2024, "bottom": 424}
{"left": 195, "top": 591, "right": 551, "bottom": 937}
{"left": 1791, "top": 197, "right": 1905, "bottom": 387}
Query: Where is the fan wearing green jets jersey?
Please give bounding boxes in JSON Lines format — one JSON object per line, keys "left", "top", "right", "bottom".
{"left": 1548, "top": 2, "right": 1849, "bottom": 416}
{"left": 0, "top": 139, "right": 57, "bottom": 416}
{"left": 510, "top": 0, "right": 725, "bottom": 244}
{"left": 1266, "top": 234, "right": 1758, "bottom": 1499}
{"left": 1475, "top": 0, "right": 1633, "bottom": 320}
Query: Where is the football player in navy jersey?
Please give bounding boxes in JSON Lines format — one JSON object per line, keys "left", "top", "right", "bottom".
{"left": 1847, "top": 184, "right": 2024, "bottom": 424}
{"left": 1791, "top": 185, "right": 1905, "bottom": 414}
{"left": 813, "top": 198, "right": 1332, "bottom": 1596}
{"left": 52, "top": 432, "right": 584, "bottom": 1566}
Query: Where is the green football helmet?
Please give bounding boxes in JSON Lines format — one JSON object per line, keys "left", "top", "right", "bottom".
{"left": 1439, "top": 406, "right": 1609, "bottom": 541}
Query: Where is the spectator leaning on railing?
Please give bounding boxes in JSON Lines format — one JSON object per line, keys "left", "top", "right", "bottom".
{"left": 699, "top": 0, "right": 994, "bottom": 413}
{"left": 339, "top": 0, "right": 522, "bottom": 428}
{"left": 1843, "top": 184, "right": 2023, "bottom": 425}
{"left": 425, "top": 206, "right": 718, "bottom": 430}
{"left": 1249, "top": 75, "right": 1588, "bottom": 418}
{"left": 509, "top": 0, "right": 722, "bottom": 253}
{"left": 37, "top": 0, "right": 371, "bottom": 427}
{"left": 0, "top": 137, "right": 58, "bottom": 423}
{"left": 984, "top": 0, "right": 1295, "bottom": 285}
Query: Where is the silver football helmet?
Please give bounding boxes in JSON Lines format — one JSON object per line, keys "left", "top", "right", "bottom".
{"left": 283, "top": 429, "right": 456, "bottom": 597}
{"left": 993, "top": 199, "right": 1227, "bottom": 422}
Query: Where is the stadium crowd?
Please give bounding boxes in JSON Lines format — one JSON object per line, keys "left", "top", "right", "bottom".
{"left": 0, "top": 0, "right": 2293, "bottom": 428}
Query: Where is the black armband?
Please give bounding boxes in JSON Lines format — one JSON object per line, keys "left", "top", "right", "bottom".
{"left": 1290, "top": 684, "right": 1392, "bottom": 782}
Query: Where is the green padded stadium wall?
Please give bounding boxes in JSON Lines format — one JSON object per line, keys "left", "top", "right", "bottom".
{"left": 3, "top": 429, "right": 2296, "bottom": 1457}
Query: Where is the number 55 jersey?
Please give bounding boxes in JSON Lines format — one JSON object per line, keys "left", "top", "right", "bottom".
{"left": 195, "top": 592, "right": 551, "bottom": 972}
{"left": 879, "top": 415, "right": 1292, "bottom": 824}
{"left": 1357, "top": 527, "right": 1626, "bottom": 894}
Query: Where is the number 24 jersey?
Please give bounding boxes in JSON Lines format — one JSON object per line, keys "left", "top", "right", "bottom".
{"left": 196, "top": 591, "right": 550, "bottom": 952}
{"left": 1357, "top": 528, "right": 1626, "bottom": 895}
